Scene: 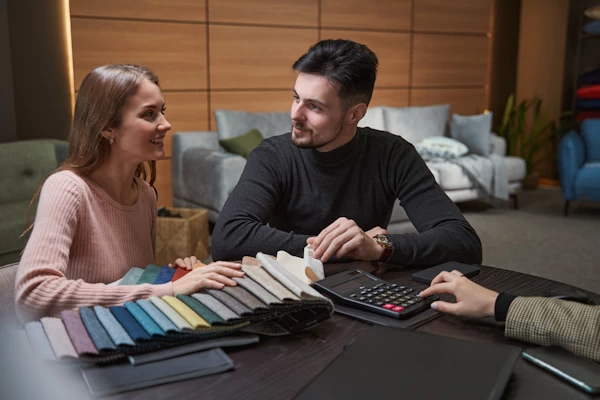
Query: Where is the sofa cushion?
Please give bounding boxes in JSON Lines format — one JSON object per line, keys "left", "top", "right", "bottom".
{"left": 214, "top": 110, "right": 290, "bottom": 140}
{"left": 383, "top": 104, "right": 450, "bottom": 144}
{"left": 504, "top": 156, "right": 527, "bottom": 182}
{"left": 450, "top": 112, "right": 493, "bottom": 156}
{"left": 415, "top": 137, "right": 468, "bottom": 159}
{"left": 219, "top": 128, "right": 264, "bottom": 158}
{"left": 427, "top": 161, "right": 474, "bottom": 191}
{"left": 575, "top": 163, "right": 600, "bottom": 200}
{"left": 358, "top": 106, "right": 386, "bottom": 131}
{"left": 0, "top": 140, "right": 65, "bottom": 205}
{"left": 581, "top": 119, "right": 600, "bottom": 162}
{"left": 0, "top": 262, "right": 18, "bottom": 320}
{"left": 0, "top": 201, "right": 30, "bottom": 257}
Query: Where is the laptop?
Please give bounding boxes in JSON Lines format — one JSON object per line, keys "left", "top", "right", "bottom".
{"left": 295, "top": 325, "right": 520, "bottom": 400}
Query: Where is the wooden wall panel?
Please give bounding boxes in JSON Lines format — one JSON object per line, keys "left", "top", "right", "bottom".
{"left": 209, "top": 0, "right": 318, "bottom": 27}
{"left": 414, "top": 0, "right": 491, "bottom": 34}
{"left": 412, "top": 34, "right": 488, "bottom": 87}
{"left": 209, "top": 25, "right": 317, "bottom": 90}
{"left": 369, "top": 89, "right": 409, "bottom": 108}
{"left": 321, "top": 0, "right": 412, "bottom": 31}
{"left": 154, "top": 158, "right": 172, "bottom": 207}
{"left": 71, "top": 19, "right": 207, "bottom": 90}
{"left": 162, "top": 92, "right": 209, "bottom": 157}
{"left": 321, "top": 30, "right": 410, "bottom": 88}
{"left": 210, "top": 90, "right": 292, "bottom": 130}
{"left": 70, "top": 0, "right": 206, "bottom": 21}
{"left": 411, "top": 88, "right": 487, "bottom": 115}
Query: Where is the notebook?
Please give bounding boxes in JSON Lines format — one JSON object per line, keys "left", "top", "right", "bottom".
{"left": 81, "top": 348, "right": 234, "bottom": 397}
{"left": 295, "top": 325, "right": 520, "bottom": 400}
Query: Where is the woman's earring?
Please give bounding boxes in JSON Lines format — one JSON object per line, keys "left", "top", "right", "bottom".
{"left": 108, "top": 137, "right": 114, "bottom": 145}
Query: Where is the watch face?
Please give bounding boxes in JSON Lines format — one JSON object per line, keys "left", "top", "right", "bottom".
{"left": 377, "top": 234, "right": 392, "bottom": 248}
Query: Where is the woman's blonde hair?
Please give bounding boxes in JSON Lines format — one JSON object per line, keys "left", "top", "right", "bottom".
{"left": 24, "top": 64, "right": 160, "bottom": 237}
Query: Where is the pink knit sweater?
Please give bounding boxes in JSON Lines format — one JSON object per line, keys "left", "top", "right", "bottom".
{"left": 15, "top": 170, "right": 173, "bottom": 323}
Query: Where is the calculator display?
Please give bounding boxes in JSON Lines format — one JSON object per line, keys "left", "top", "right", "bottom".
{"left": 331, "top": 275, "right": 375, "bottom": 294}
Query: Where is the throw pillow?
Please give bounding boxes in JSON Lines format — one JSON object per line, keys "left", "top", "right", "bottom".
{"left": 415, "top": 136, "right": 469, "bottom": 159}
{"left": 383, "top": 104, "right": 450, "bottom": 144}
{"left": 576, "top": 84, "right": 600, "bottom": 99}
{"left": 585, "top": 5, "right": 600, "bottom": 20}
{"left": 219, "top": 129, "right": 264, "bottom": 158}
{"left": 450, "top": 112, "right": 493, "bottom": 156}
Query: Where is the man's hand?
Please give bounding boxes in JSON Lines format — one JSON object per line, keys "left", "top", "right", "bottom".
{"left": 307, "top": 217, "right": 385, "bottom": 263}
{"left": 419, "top": 270, "right": 498, "bottom": 318}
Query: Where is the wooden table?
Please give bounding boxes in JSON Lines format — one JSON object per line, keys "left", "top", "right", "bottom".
{"left": 110, "top": 262, "right": 600, "bottom": 400}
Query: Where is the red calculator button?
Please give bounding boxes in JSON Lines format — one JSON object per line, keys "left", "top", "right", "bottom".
{"left": 383, "top": 304, "right": 394, "bottom": 309}
{"left": 392, "top": 306, "right": 404, "bottom": 312}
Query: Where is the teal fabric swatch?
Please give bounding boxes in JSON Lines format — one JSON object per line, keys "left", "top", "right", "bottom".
{"left": 118, "top": 267, "right": 144, "bottom": 286}
{"left": 124, "top": 301, "right": 165, "bottom": 337}
{"left": 136, "top": 264, "right": 162, "bottom": 285}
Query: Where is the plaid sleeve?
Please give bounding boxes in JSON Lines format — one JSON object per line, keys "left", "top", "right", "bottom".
{"left": 506, "top": 297, "right": 600, "bottom": 362}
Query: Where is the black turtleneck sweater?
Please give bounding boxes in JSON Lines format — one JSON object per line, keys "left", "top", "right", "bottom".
{"left": 212, "top": 127, "right": 482, "bottom": 266}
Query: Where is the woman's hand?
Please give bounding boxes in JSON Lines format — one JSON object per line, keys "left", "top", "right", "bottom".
{"left": 168, "top": 256, "right": 198, "bottom": 270}
{"left": 172, "top": 261, "right": 244, "bottom": 295}
{"left": 419, "top": 270, "right": 499, "bottom": 318}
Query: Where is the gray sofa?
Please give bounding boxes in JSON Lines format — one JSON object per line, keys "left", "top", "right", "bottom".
{"left": 172, "top": 105, "right": 526, "bottom": 233}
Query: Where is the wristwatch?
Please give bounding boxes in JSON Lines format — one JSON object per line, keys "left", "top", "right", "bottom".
{"left": 374, "top": 234, "right": 393, "bottom": 262}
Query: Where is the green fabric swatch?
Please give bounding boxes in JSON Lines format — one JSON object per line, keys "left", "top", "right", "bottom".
{"left": 177, "top": 294, "right": 225, "bottom": 325}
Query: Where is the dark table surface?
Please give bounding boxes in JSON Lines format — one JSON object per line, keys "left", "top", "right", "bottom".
{"left": 108, "top": 262, "right": 600, "bottom": 400}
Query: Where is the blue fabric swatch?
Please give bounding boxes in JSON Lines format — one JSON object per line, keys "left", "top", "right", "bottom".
{"left": 124, "top": 301, "right": 165, "bottom": 337}
{"left": 153, "top": 266, "right": 176, "bottom": 284}
{"left": 94, "top": 306, "right": 135, "bottom": 346}
{"left": 79, "top": 307, "right": 117, "bottom": 351}
{"left": 137, "top": 299, "right": 179, "bottom": 333}
{"left": 110, "top": 306, "right": 151, "bottom": 342}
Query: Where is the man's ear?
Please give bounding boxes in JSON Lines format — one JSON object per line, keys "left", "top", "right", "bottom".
{"left": 347, "top": 103, "right": 367, "bottom": 124}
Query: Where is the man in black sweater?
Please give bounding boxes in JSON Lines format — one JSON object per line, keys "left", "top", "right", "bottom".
{"left": 212, "top": 39, "right": 482, "bottom": 267}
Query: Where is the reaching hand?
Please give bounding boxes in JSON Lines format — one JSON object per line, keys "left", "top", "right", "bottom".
{"left": 168, "top": 256, "right": 198, "bottom": 270}
{"left": 307, "top": 217, "right": 384, "bottom": 263}
{"left": 172, "top": 261, "right": 244, "bottom": 295}
{"left": 418, "top": 270, "right": 498, "bottom": 318}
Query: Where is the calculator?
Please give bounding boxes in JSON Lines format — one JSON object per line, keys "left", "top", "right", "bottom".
{"left": 314, "top": 269, "right": 439, "bottom": 319}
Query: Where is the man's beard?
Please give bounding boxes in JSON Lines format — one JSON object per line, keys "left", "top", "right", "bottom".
{"left": 290, "top": 119, "right": 345, "bottom": 150}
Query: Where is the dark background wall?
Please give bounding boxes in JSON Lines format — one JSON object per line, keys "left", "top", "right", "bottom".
{"left": 1, "top": 0, "right": 72, "bottom": 143}
{"left": 0, "top": 0, "right": 17, "bottom": 143}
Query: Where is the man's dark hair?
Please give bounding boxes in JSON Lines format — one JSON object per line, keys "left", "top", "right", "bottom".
{"left": 292, "top": 39, "right": 378, "bottom": 110}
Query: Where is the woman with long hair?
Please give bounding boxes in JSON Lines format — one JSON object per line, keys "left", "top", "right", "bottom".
{"left": 15, "top": 64, "right": 243, "bottom": 323}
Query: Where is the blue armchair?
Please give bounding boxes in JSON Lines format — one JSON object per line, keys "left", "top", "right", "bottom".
{"left": 558, "top": 119, "right": 600, "bottom": 216}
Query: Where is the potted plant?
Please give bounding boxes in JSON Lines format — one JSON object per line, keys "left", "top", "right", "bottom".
{"left": 497, "top": 94, "right": 572, "bottom": 189}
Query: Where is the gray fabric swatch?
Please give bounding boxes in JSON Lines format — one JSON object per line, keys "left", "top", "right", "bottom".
{"left": 94, "top": 306, "right": 135, "bottom": 346}
{"left": 233, "top": 275, "right": 282, "bottom": 306}
{"left": 206, "top": 289, "right": 252, "bottom": 316}
{"left": 24, "top": 321, "right": 57, "bottom": 361}
{"left": 222, "top": 285, "right": 268, "bottom": 311}
{"left": 242, "top": 264, "right": 300, "bottom": 301}
{"left": 192, "top": 293, "right": 241, "bottom": 321}
{"left": 41, "top": 317, "right": 78, "bottom": 359}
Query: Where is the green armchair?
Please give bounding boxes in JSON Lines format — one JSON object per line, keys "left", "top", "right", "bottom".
{"left": 0, "top": 139, "right": 68, "bottom": 265}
